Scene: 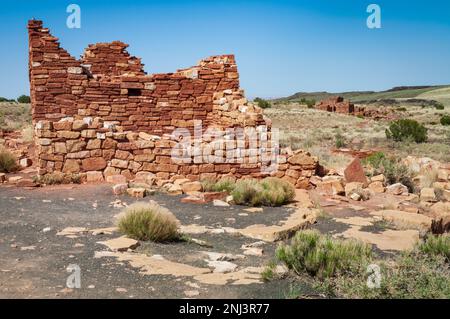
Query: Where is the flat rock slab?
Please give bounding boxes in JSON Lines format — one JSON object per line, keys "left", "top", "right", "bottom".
{"left": 97, "top": 236, "right": 140, "bottom": 252}
{"left": 238, "top": 207, "right": 317, "bottom": 242}
{"left": 56, "top": 227, "right": 88, "bottom": 237}
{"left": 95, "top": 251, "right": 210, "bottom": 277}
{"left": 338, "top": 226, "right": 420, "bottom": 251}
{"left": 371, "top": 210, "right": 432, "bottom": 232}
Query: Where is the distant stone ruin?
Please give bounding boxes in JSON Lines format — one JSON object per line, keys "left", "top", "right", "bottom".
{"left": 315, "top": 96, "right": 356, "bottom": 114}
{"left": 28, "top": 20, "right": 320, "bottom": 188}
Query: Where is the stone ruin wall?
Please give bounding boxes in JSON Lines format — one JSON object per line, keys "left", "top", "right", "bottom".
{"left": 29, "top": 20, "right": 319, "bottom": 188}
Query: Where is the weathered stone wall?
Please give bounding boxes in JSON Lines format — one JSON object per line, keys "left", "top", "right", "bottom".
{"left": 35, "top": 117, "right": 318, "bottom": 187}
{"left": 28, "top": 20, "right": 266, "bottom": 134}
{"left": 29, "top": 20, "right": 319, "bottom": 188}
{"left": 315, "top": 96, "right": 356, "bottom": 114}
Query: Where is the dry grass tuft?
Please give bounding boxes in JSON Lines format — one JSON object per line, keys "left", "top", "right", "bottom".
{"left": 117, "top": 202, "right": 180, "bottom": 242}
{"left": 0, "top": 147, "right": 18, "bottom": 173}
{"left": 232, "top": 177, "right": 295, "bottom": 207}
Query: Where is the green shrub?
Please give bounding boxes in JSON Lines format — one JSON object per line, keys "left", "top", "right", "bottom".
{"left": 17, "top": 95, "right": 31, "bottom": 104}
{"left": 362, "top": 152, "right": 415, "bottom": 192}
{"left": 117, "top": 202, "right": 180, "bottom": 242}
{"left": 200, "top": 177, "right": 235, "bottom": 193}
{"left": 300, "top": 98, "right": 316, "bottom": 108}
{"left": 276, "top": 230, "right": 372, "bottom": 279}
{"left": 261, "top": 260, "right": 277, "bottom": 282}
{"left": 274, "top": 231, "right": 450, "bottom": 298}
{"left": 232, "top": 177, "right": 295, "bottom": 207}
{"left": 254, "top": 97, "right": 271, "bottom": 109}
{"left": 385, "top": 119, "right": 428, "bottom": 143}
{"left": 330, "top": 252, "right": 450, "bottom": 299}
{"left": 0, "top": 148, "right": 18, "bottom": 173}
{"left": 0, "top": 97, "right": 15, "bottom": 103}
{"left": 441, "top": 115, "right": 450, "bottom": 126}
{"left": 418, "top": 235, "right": 450, "bottom": 262}
{"left": 334, "top": 132, "right": 347, "bottom": 148}
{"left": 211, "top": 177, "right": 235, "bottom": 193}
{"left": 435, "top": 103, "right": 445, "bottom": 110}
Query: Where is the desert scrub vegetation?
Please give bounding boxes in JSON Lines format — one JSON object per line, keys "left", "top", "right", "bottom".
{"left": 441, "top": 115, "right": 450, "bottom": 126}
{"left": 117, "top": 202, "right": 180, "bottom": 242}
{"left": 435, "top": 102, "right": 445, "bottom": 110}
{"left": 202, "top": 177, "right": 295, "bottom": 207}
{"left": 0, "top": 147, "right": 18, "bottom": 173}
{"left": 275, "top": 230, "right": 372, "bottom": 279}
{"left": 299, "top": 98, "right": 316, "bottom": 108}
{"left": 200, "top": 177, "right": 235, "bottom": 193}
{"left": 0, "top": 103, "right": 31, "bottom": 130}
{"left": 16, "top": 95, "right": 31, "bottom": 104}
{"left": 232, "top": 177, "right": 295, "bottom": 207}
{"left": 329, "top": 235, "right": 450, "bottom": 298}
{"left": 362, "top": 152, "right": 415, "bottom": 192}
{"left": 254, "top": 97, "right": 271, "bottom": 109}
{"left": 385, "top": 119, "right": 428, "bottom": 143}
{"left": 334, "top": 132, "right": 347, "bottom": 148}
{"left": 268, "top": 232, "right": 450, "bottom": 299}
{"left": 33, "top": 172, "right": 81, "bottom": 185}
{"left": 418, "top": 234, "right": 450, "bottom": 261}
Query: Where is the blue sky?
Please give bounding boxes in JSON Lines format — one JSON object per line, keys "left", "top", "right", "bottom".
{"left": 1, "top": 0, "right": 450, "bottom": 99}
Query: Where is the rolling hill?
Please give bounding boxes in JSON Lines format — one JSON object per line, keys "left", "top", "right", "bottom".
{"left": 274, "top": 85, "right": 450, "bottom": 105}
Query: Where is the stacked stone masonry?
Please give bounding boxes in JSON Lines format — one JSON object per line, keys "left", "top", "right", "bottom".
{"left": 29, "top": 20, "right": 319, "bottom": 188}
{"left": 315, "top": 96, "right": 366, "bottom": 115}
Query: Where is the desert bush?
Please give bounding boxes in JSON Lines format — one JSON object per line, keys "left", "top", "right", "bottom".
{"left": 17, "top": 95, "right": 31, "bottom": 104}
{"left": 275, "top": 230, "right": 372, "bottom": 279}
{"left": 385, "top": 119, "right": 428, "bottom": 143}
{"left": 435, "top": 103, "right": 445, "bottom": 110}
{"left": 200, "top": 178, "right": 216, "bottom": 192}
{"left": 275, "top": 232, "right": 450, "bottom": 298}
{"left": 299, "top": 98, "right": 316, "bottom": 108}
{"left": 261, "top": 260, "right": 277, "bottom": 282}
{"left": 254, "top": 97, "right": 271, "bottom": 109}
{"left": 33, "top": 172, "right": 81, "bottom": 185}
{"left": 231, "top": 179, "right": 262, "bottom": 206}
{"left": 232, "top": 177, "right": 295, "bottom": 207}
{"left": 0, "top": 97, "right": 15, "bottom": 102}
{"left": 441, "top": 115, "right": 450, "bottom": 126}
{"left": 200, "top": 177, "right": 235, "bottom": 193}
{"left": 329, "top": 251, "right": 450, "bottom": 299}
{"left": 0, "top": 148, "right": 18, "bottom": 173}
{"left": 362, "top": 152, "right": 415, "bottom": 192}
{"left": 418, "top": 235, "right": 450, "bottom": 262}
{"left": 334, "top": 132, "right": 347, "bottom": 148}
{"left": 332, "top": 236, "right": 450, "bottom": 298}
{"left": 117, "top": 202, "right": 180, "bottom": 242}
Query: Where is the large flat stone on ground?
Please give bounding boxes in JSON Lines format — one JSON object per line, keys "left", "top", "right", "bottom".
{"left": 97, "top": 236, "right": 140, "bottom": 252}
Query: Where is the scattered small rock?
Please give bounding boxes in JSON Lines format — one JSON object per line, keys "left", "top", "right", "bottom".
{"left": 386, "top": 183, "right": 409, "bottom": 196}
{"left": 127, "top": 187, "right": 146, "bottom": 198}
{"left": 184, "top": 290, "right": 200, "bottom": 297}
{"left": 42, "top": 227, "right": 51, "bottom": 233}
{"left": 116, "top": 288, "right": 127, "bottom": 293}
{"left": 213, "top": 199, "right": 230, "bottom": 207}
{"left": 207, "top": 260, "right": 238, "bottom": 273}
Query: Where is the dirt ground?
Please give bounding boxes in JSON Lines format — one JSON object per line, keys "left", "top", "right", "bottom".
{"left": 1, "top": 181, "right": 419, "bottom": 299}
{"left": 0, "top": 183, "right": 314, "bottom": 298}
